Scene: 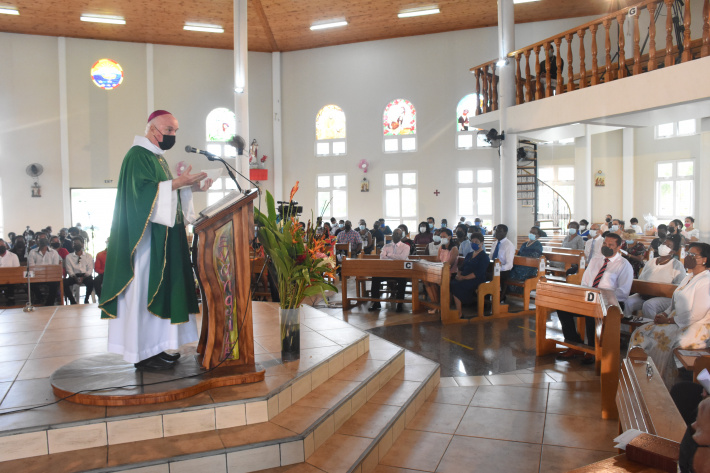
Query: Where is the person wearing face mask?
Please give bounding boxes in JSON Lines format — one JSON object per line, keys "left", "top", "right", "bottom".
{"left": 682, "top": 216, "right": 700, "bottom": 242}
{"left": 457, "top": 228, "right": 472, "bottom": 257}
{"left": 64, "top": 237, "right": 95, "bottom": 305}
{"left": 651, "top": 224, "right": 669, "bottom": 257}
{"left": 489, "top": 224, "right": 516, "bottom": 302}
{"left": 624, "top": 234, "right": 686, "bottom": 321}
{"left": 0, "top": 238, "right": 20, "bottom": 306}
{"left": 507, "top": 227, "right": 544, "bottom": 298}
{"left": 369, "top": 228, "right": 410, "bottom": 313}
{"left": 427, "top": 229, "right": 443, "bottom": 256}
{"left": 669, "top": 219, "right": 689, "bottom": 248}
{"left": 600, "top": 214, "right": 613, "bottom": 234}
{"left": 621, "top": 230, "right": 646, "bottom": 278}
{"left": 397, "top": 224, "right": 416, "bottom": 255}
{"left": 426, "top": 217, "right": 436, "bottom": 232}
{"left": 578, "top": 219, "right": 590, "bottom": 240}
{"left": 28, "top": 232, "right": 63, "bottom": 306}
{"left": 556, "top": 233, "right": 634, "bottom": 364}
{"left": 413, "top": 220, "right": 433, "bottom": 247}
{"left": 630, "top": 242, "right": 710, "bottom": 387}
{"left": 423, "top": 228, "right": 459, "bottom": 314}
{"left": 100, "top": 110, "right": 214, "bottom": 372}
{"left": 610, "top": 218, "right": 624, "bottom": 235}
{"left": 451, "top": 232, "right": 489, "bottom": 317}
{"left": 50, "top": 235, "right": 69, "bottom": 260}
{"left": 440, "top": 219, "right": 448, "bottom": 230}
{"left": 370, "top": 221, "right": 385, "bottom": 249}
{"left": 584, "top": 223, "right": 603, "bottom": 262}
{"left": 474, "top": 218, "right": 488, "bottom": 235}
{"left": 562, "top": 221, "right": 585, "bottom": 251}
{"left": 336, "top": 220, "right": 363, "bottom": 256}
{"left": 357, "top": 219, "right": 374, "bottom": 255}
{"left": 629, "top": 217, "right": 643, "bottom": 236}
{"left": 10, "top": 235, "right": 27, "bottom": 265}
{"left": 378, "top": 218, "right": 392, "bottom": 236}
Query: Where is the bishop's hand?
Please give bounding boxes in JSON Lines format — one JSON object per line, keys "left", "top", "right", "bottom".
{"left": 172, "top": 165, "right": 207, "bottom": 190}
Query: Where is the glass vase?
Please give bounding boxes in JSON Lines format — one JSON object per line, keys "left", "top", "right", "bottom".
{"left": 279, "top": 307, "right": 300, "bottom": 361}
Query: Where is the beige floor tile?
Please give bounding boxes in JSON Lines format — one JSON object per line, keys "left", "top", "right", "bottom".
{"left": 543, "top": 370, "right": 589, "bottom": 382}
{"left": 436, "top": 435, "right": 542, "bottom": 473}
{"left": 367, "top": 347, "right": 403, "bottom": 361}
{"left": 217, "top": 422, "right": 295, "bottom": 449}
{"left": 372, "top": 466, "right": 425, "bottom": 473}
{"left": 295, "top": 378, "right": 360, "bottom": 409}
{"left": 452, "top": 376, "right": 491, "bottom": 387}
{"left": 515, "top": 372, "right": 557, "bottom": 384}
{"left": 306, "top": 433, "right": 372, "bottom": 473}
{"left": 29, "top": 338, "right": 107, "bottom": 359}
{"left": 543, "top": 413, "right": 618, "bottom": 452}
{"left": 338, "top": 402, "right": 399, "bottom": 438}
{"left": 332, "top": 357, "right": 387, "bottom": 382}
{"left": 539, "top": 445, "right": 615, "bottom": 473}
{"left": 0, "top": 344, "right": 36, "bottom": 362}
{"left": 271, "top": 404, "right": 328, "bottom": 434}
{"left": 0, "top": 400, "right": 106, "bottom": 432}
{"left": 404, "top": 351, "right": 436, "bottom": 366}
{"left": 548, "top": 380, "right": 601, "bottom": 392}
{"left": 438, "top": 377, "right": 458, "bottom": 387}
{"left": 406, "top": 401, "right": 466, "bottom": 435}
{"left": 0, "top": 330, "right": 43, "bottom": 346}
{"left": 456, "top": 406, "right": 545, "bottom": 444}
{"left": 259, "top": 463, "right": 325, "bottom": 473}
{"left": 0, "top": 321, "right": 51, "bottom": 334}
{"left": 427, "top": 386, "right": 478, "bottom": 405}
{"left": 0, "top": 378, "right": 58, "bottom": 409}
{"left": 394, "top": 364, "right": 435, "bottom": 382}
{"left": 470, "top": 385, "right": 548, "bottom": 413}
{"left": 319, "top": 327, "right": 366, "bottom": 346}
{"left": 484, "top": 374, "right": 524, "bottom": 385}
{"left": 546, "top": 388, "right": 603, "bottom": 419}
{"left": 38, "top": 325, "right": 108, "bottom": 343}
{"left": 0, "top": 360, "right": 25, "bottom": 382}
{"left": 16, "top": 354, "right": 92, "bottom": 380}
{"left": 368, "top": 378, "right": 421, "bottom": 406}
{"left": 380, "top": 429, "right": 452, "bottom": 471}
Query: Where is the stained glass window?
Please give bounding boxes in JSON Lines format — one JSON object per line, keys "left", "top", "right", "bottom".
{"left": 316, "top": 105, "right": 346, "bottom": 140}
{"left": 383, "top": 99, "right": 416, "bottom": 136}
{"left": 206, "top": 108, "right": 236, "bottom": 142}
{"left": 456, "top": 94, "right": 478, "bottom": 131}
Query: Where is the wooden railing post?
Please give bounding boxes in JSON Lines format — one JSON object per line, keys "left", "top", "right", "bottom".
{"left": 566, "top": 33, "right": 574, "bottom": 92}
{"left": 524, "top": 49, "right": 532, "bottom": 102}
{"left": 484, "top": 65, "right": 490, "bottom": 112}
{"left": 534, "top": 45, "right": 543, "bottom": 99}
{"left": 633, "top": 12, "right": 641, "bottom": 75}
{"left": 578, "top": 29, "right": 586, "bottom": 88}
{"left": 492, "top": 63, "right": 498, "bottom": 111}
{"left": 515, "top": 54, "right": 523, "bottom": 105}
{"left": 618, "top": 12, "right": 627, "bottom": 78}
{"left": 475, "top": 69, "right": 482, "bottom": 115}
{"left": 554, "top": 37, "right": 564, "bottom": 95}
{"left": 682, "top": 0, "right": 692, "bottom": 62}
{"left": 648, "top": 2, "right": 658, "bottom": 70}
{"left": 591, "top": 24, "right": 599, "bottom": 85}
{"left": 603, "top": 18, "right": 613, "bottom": 82}
{"left": 703, "top": 0, "right": 710, "bottom": 57}
{"left": 665, "top": 0, "right": 674, "bottom": 67}
{"left": 544, "top": 42, "right": 552, "bottom": 97}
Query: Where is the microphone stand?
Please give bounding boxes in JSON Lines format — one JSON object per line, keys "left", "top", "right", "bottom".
{"left": 201, "top": 151, "right": 261, "bottom": 196}
{"left": 23, "top": 246, "right": 34, "bottom": 312}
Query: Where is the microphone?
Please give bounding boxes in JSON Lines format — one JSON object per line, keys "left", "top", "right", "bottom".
{"left": 184, "top": 145, "right": 217, "bottom": 160}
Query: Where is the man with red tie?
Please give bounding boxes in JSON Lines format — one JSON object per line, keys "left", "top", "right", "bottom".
{"left": 556, "top": 232, "right": 633, "bottom": 364}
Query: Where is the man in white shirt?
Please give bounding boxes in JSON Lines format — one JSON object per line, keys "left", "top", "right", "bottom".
{"left": 629, "top": 217, "right": 644, "bottom": 235}
{"left": 0, "top": 238, "right": 20, "bottom": 305}
{"left": 584, "top": 223, "right": 603, "bottom": 262}
{"left": 600, "top": 214, "right": 612, "bottom": 234}
{"left": 28, "top": 232, "right": 63, "bottom": 306}
{"left": 556, "top": 232, "right": 634, "bottom": 364}
{"left": 64, "top": 237, "right": 95, "bottom": 304}
{"left": 369, "top": 228, "right": 410, "bottom": 313}
{"left": 489, "top": 224, "right": 515, "bottom": 301}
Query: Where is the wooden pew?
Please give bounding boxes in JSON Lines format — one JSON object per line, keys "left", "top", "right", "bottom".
{"left": 543, "top": 251, "right": 585, "bottom": 285}
{"left": 414, "top": 244, "right": 428, "bottom": 255}
{"left": 476, "top": 258, "right": 508, "bottom": 318}
{"left": 535, "top": 281, "right": 622, "bottom": 419}
{"left": 335, "top": 242, "right": 351, "bottom": 258}
{"left": 617, "top": 347, "right": 686, "bottom": 443}
{"left": 0, "top": 265, "right": 65, "bottom": 308}
{"left": 505, "top": 255, "right": 546, "bottom": 312}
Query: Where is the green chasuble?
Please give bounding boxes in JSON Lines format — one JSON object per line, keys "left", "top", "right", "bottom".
{"left": 99, "top": 145, "right": 199, "bottom": 323}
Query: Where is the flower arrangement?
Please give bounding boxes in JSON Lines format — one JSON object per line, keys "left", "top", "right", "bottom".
{"left": 254, "top": 182, "right": 337, "bottom": 310}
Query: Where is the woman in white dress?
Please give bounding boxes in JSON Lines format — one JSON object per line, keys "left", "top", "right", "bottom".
{"left": 682, "top": 216, "right": 700, "bottom": 242}
{"left": 630, "top": 243, "right": 710, "bottom": 387}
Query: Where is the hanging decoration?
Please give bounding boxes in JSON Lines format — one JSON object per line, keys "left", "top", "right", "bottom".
{"left": 360, "top": 178, "right": 369, "bottom": 192}
{"left": 595, "top": 170, "right": 606, "bottom": 187}
{"left": 357, "top": 159, "right": 369, "bottom": 173}
{"left": 26, "top": 163, "right": 44, "bottom": 198}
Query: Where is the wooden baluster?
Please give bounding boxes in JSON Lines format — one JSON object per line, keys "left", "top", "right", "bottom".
{"left": 648, "top": 3, "right": 658, "bottom": 70}
{"left": 703, "top": 0, "right": 710, "bottom": 57}
{"left": 544, "top": 42, "right": 552, "bottom": 97}
{"left": 484, "top": 65, "right": 490, "bottom": 112}
{"left": 604, "top": 18, "right": 612, "bottom": 82}
{"left": 475, "top": 69, "right": 482, "bottom": 115}
{"left": 492, "top": 63, "right": 498, "bottom": 111}
{"left": 682, "top": 0, "right": 692, "bottom": 62}
{"left": 618, "top": 13, "right": 627, "bottom": 78}
{"left": 566, "top": 33, "right": 574, "bottom": 92}
{"left": 591, "top": 24, "right": 599, "bottom": 85}
{"left": 524, "top": 49, "right": 532, "bottom": 102}
{"left": 578, "top": 29, "right": 587, "bottom": 88}
{"left": 515, "top": 53, "right": 523, "bottom": 104}
{"left": 555, "top": 37, "right": 563, "bottom": 95}
{"left": 633, "top": 12, "right": 641, "bottom": 75}
{"left": 665, "top": 0, "right": 674, "bottom": 67}
{"left": 534, "top": 45, "right": 543, "bottom": 99}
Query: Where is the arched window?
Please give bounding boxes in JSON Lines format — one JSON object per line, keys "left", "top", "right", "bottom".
{"left": 383, "top": 99, "right": 416, "bottom": 153}
{"left": 205, "top": 108, "right": 237, "bottom": 157}
{"left": 315, "top": 105, "right": 346, "bottom": 156}
{"left": 456, "top": 94, "right": 487, "bottom": 149}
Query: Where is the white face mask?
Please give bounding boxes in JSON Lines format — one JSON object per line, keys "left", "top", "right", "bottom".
{"left": 658, "top": 245, "right": 672, "bottom": 257}
{"left": 419, "top": 227, "right": 426, "bottom": 233}
{"left": 433, "top": 235, "right": 441, "bottom": 243}
{"left": 440, "top": 238, "right": 449, "bottom": 246}
{"left": 589, "top": 230, "right": 598, "bottom": 238}
{"left": 580, "top": 225, "right": 587, "bottom": 231}
{"left": 568, "top": 228, "right": 577, "bottom": 235}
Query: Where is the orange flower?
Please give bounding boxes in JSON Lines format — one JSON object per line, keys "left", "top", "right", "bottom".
{"left": 289, "top": 181, "right": 300, "bottom": 202}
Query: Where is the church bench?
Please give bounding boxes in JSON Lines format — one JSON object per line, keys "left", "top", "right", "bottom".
{"left": 535, "top": 281, "right": 622, "bottom": 419}
{"left": 622, "top": 280, "right": 677, "bottom": 330}
{"left": 335, "top": 242, "right": 351, "bottom": 258}
{"left": 0, "top": 265, "right": 65, "bottom": 308}
{"left": 476, "top": 258, "right": 508, "bottom": 318}
{"left": 414, "top": 244, "right": 428, "bottom": 255}
{"left": 505, "top": 255, "right": 546, "bottom": 312}
{"left": 543, "top": 251, "right": 585, "bottom": 285}
{"left": 617, "top": 347, "right": 686, "bottom": 443}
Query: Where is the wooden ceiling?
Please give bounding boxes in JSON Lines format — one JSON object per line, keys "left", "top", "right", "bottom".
{"left": 0, "top": 0, "right": 635, "bottom": 52}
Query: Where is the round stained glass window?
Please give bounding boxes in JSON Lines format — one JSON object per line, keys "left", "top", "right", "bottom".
{"left": 91, "top": 59, "right": 124, "bottom": 90}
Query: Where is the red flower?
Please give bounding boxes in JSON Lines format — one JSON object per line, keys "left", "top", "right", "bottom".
{"left": 289, "top": 181, "right": 300, "bottom": 201}
{"left": 296, "top": 254, "right": 307, "bottom": 264}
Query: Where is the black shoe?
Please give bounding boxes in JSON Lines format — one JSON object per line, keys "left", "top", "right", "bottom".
{"left": 556, "top": 348, "right": 583, "bottom": 361}
{"left": 581, "top": 354, "right": 596, "bottom": 365}
{"left": 368, "top": 303, "right": 381, "bottom": 311}
{"left": 158, "top": 351, "right": 181, "bottom": 362}
{"left": 395, "top": 303, "right": 403, "bottom": 313}
{"left": 134, "top": 356, "right": 176, "bottom": 371}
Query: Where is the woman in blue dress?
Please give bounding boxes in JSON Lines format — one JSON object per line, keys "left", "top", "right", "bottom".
{"left": 451, "top": 233, "right": 489, "bottom": 317}
{"left": 507, "top": 226, "right": 544, "bottom": 295}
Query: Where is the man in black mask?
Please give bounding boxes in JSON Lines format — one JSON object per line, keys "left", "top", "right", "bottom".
{"left": 10, "top": 235, "right": 27, "bottom": 265}
{"left": 555, "top": 233, "right": 634, "bottom": 364}
{"left": 369, "top": 228, "right": 410, "bottom": 313}
{"left": 28, "top": 232, "right": 62, "bottom": 305}
{"left": 64, "top": 237, "right": 95, "bottom": 304}
{"left": 0, "top": 238, "right": 20, "bottom": 305}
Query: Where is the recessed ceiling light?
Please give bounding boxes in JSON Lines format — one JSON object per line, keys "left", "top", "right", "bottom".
{"left": 310, "top": 20, "right": 348, "bottom": 31}
{"left": 398, "top": 8, "right": 440, "bottom": 18}
{"left": 80, "top": 14, "right": 125, "bottom": 25}
{"left": 0, "top": 7, "right": 19, "bottom": 15}
{"left": 184, "top": 22, "right": 224, "bottom": 33}
{"left": 514, "top": 0, "right": 541, "bottom": 3}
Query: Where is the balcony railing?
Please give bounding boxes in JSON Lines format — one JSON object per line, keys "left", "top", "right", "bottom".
{"left": 470, "top": 0, "right": 710, "bottom": 114}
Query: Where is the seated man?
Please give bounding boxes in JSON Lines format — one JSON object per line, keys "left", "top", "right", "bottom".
{"left": 0, "top": 238, "right": 20, "bottom": 305}
{"left": 94, "top": 242, "right": 107, "bottom": 298}
{"left": 629, "top": 217, "right": 643, "bottom": 235}
{"left": 488, "top": 224, "right": 515, "bottom": 302}
{"left": 378, "top": 218, "right": 392, "bottom": 236}
{"left": 584, "top": 223, "right": 603, "bottom": 262}
{"left": 10, "top": 235, "right": 27, "bottom": 265}
{"left": 335, "top": 220, "right": 363, "bottom": 256}
{"left": 562, "top": 221, "right": 585, "bottom": 251}
{"left": 369, "top": 228, "right": 409, "bottom": 313}
{"left": 64, "top": 237, "right": 95, "bottom": 304}
{"left": 610, "top": 218, "right": 624, "bottom": 235}
{"left": 556, "top": 233, "right": 633, "bottom": 364}
{"left": 357, "top": 219, "right": 374, "bottom": 255}
{"left": 28, "top": 232, "right": 63, "bottom": 306}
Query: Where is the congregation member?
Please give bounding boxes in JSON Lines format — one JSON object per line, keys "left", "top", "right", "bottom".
{"left": 679, "top": 397, "right": 710, "bottom": 473}
{"left": 578, "top": 219, "right": 590, "bottom": 239}
{"left": 357, "top": 219, "right": 374, "bottom": 254}
{"left": 426, "top": 216, "right": 436, "bottom": 231}
{"left": 474, "top": 218, "right": 488, "bottom": 235}
{"left": 610, "top": 218, "right": 624, "bottom": 235}
{"left": 629, "top": 217, "right": 643, "bottom": 235}
{"left": 440, "top": 218, "right": 448, "bottom": 230}
{"left": 683, "top": 216, "right": 700, "bottom": 242}
{"left": 669, "top": 219, "right": 687, "bottom": 247}
{"left": 622, "top": 230, "right": 646, "bottom": 278}
{"left": 533, "top": 221, "right": 548, "bottom": 237}
{"left": 508, "top": 226, "right": 543, "bottom": 297}
{"left": 64, "top": 237, "right": 95, "bottom": 305}
{"left": 427, "top": 229, "right": 442, "bottom": 256}
{"left": 10, "top": 235, "right": 27, "bottom": 265}
{"left": 624, "top": 234, "right": 685, "bottom": 320}
{"left": 321, "top": 222, "right": 332, "bottom": 239}
{"left": 28, "top": 232, "right": 62, "bottom": 306}
{"left": 0, "top": 238, "right": 20, "bottom": 305}
{"left": 371, "top": 221, "right": 385, "bottom": 249}
{"left": 50, "top": 235, "right": 68, "bottom": 260}
{"left": 584, "top": 223, "right": 603, "bottom": 262}
{"left": 650, "top": 224, "right": 668, "bottom": 256}
{"left": 94, "top": 242, "right": 107, "bottom": 298}
{"left": 378, "top": 218, "right": 392, "bottom": 235}
{"left": 457, "top": 227, "right": 472, "bottom": 257}
{"left": 556, "top": 232, "right": 633, "bottom": 364}
{"left": 336, "top": 220, "right": 363, "bottom": 255}
{"left": 489, "top": 224, "right": 515, "bottom": 302}
{"left": 562, "top": 221, "right": 585, "bottom": 250}
{"left": 58, "top": 228, "right": 73, "bottom": 252}
{"left": 333, "top": 219, "right": 345, "bottom": 236}
{"left": 423, "top": 228, "right": 459, "bottom": 314}
{"left": 450, "top": 232, "right": 489, "bottom": 318}
{"left": 600, "top": 214, "right": 613, "bottom": 233}
{"left": 413, "top": 221, "right": 433, "bottom": 246}
{"left": 368, "top": 228, "right": 409, "bottom": 313}
{"left": 630, "top": 242, "right": 710, "bottom": 387}
{"left": 398, "top": 224, "right": 416, "bottom": 255}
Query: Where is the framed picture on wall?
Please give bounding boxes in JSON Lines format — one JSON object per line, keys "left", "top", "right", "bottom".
{"left": 594, "top": 170, "right": 605, "bottom": 187}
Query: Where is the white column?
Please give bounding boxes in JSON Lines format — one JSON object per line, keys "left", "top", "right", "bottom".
{"left": 146, "top": 44, "right": 154, "bottom": 115}
{"left": 622, "top": 128, "right": 634, "bottom": 221}
{"left": 498, "top": 0, "right": 517, "bottom": 240}
{"left": 585, "top": 127, "right": 593, "bottom": 220}
{"left": 699, "top": 130, "right": 710, "bottom": 241}
{"left": 234, "top": 0, "right": 249, "bottom": 180}
{"left": 58, "top": 37, "right": 70, "bottom": 226}
{"left": 272, "top": 52, "right": 283, "bottom": 201}
{"left": 574, "top": 129, "right": 592, "bottom": 221}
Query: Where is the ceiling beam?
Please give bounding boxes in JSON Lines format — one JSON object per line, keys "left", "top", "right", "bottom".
{"left": 252, "top": 0, "right": 279, "bottom": 52}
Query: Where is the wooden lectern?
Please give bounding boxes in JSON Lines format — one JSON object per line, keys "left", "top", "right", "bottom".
{"left": 192, "top": 189, "right": 264, "bottom": 381}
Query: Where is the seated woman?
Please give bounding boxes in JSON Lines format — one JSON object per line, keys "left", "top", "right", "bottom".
{"left": 624, "top": 234, "right": 686, "bottom": 320}
{"left": 427, "top": 229, "right": 442, "bottom": 256}
{"left": 622, "top": 230, "right": 646, "bottom": 278}
{"left": 682, "top": 216, "right": 700, "bottom": 242}
{"left": 507, "top": 226, "right": 543, "bottom": 296}
{"left": 413, "top": 221, "right": 433, "bottom": 246}
{"left": 424, "top": 228, "right": 459, "bottom": 314}
{"left": 630, "top": 242, "right": 710, "bottom": 387}
{"left": 457, "top": 228, "right": 473, "bottom": 257}
{"left": 578, "top": 219, "right": 590, "bottom": 240}
{"left": 450, "top": 233, "right": 489, "bottom": 318}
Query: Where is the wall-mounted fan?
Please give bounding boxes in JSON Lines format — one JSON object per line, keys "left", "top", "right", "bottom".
{"left": 26, "top": 163, "right": 44, "bottom": 178}
{"left": 478, "top": 129, "right": 505, "bottom": 148}
{"left": 227, "top": 135, "right": 246, "bottom": 155}
{"left": 358, "top": 159, "right": 369, "bottom": 173}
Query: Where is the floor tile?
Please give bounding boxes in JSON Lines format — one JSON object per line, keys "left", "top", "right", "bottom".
{"left": 406, "top": 401, "right": 466, "bottom": 435}
{"left": 107, "top": 431, "right": 224, "bottom": 467}
{"left": 484, "top": 374, "right": 524, "bottom": 385}
{"left": 548, "top": 380, "right": 601, "bottom": 392}
{"left": 543, "top": 413, "right": 618, "bottom": 452}
{"left": 515, "top": 372, "right": 557, "bottom": 384}
{"left": 470, "top": 385, "right": 548, "bottom": 413}
{"left": 380, "top": 429, "right": 452, "bottom": 471}
{"left": 271, "top": 405, "right": 328, "bottom": 434}
{"left": 38, "top": 325, "right": 108, "bottom": 343}
{"left": 436, "top": 435, "right": 542, "bottom": 473}
{"left": 539, "top": 445, "right": 614, "bottom": 473}
{"left": 0, "top": 360, "right": 25, "bottom": 382}
{"left": 0, "top": 401, "right": 106, "bottom": 432}
{"left": 0, "top": 330, "right": 43, "bottom": 346}
{"left": 295, "top": 378, "right": 360, "bottom": 409}
{"left": 546, "top": 388, "right": 603, "bottom": 419}
{"left": 372, "top": 467, "right": 425, "bottom": 473}
{"left": 455, "top": 406, "right": 545, "bottom": 444}
{"left": 427, "top": 386, "right": 478, "bottom": 406}
{"left": 29, "top": 338, "right": 107, "bottom": 359}
{"left": 333, "top": 358, "right": 387, "bottom": 382}
{"left": 306, "top": 433, "right": 372, "bottom": 473}
{"left": 338, "top": 402, "right": 399, "bottom": 438}
{"left": 17, "top": 354, "right": 90, "bottom": 380}
{"left": 438, "top": 377, "right": 458, "bottom": 387}
{"left": 0, "top": 344, "right": 36, "bottom": 362}
{"left": 368, "top": 378, "right": 421, "bottom": 406}
{"left": 0, "top": 378, "right": 58, "bottom": 409}
{"left": 259, "top": 464, "right": 325, "bottom": 473}
{"left": 452, "top": 376, "right": 491, "bottom": 387}
{"left": 217, "top": 422, "right": 295, "bottom": 449}
{"left": 393, "top": 364, "right": 436, "bottom": 382}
